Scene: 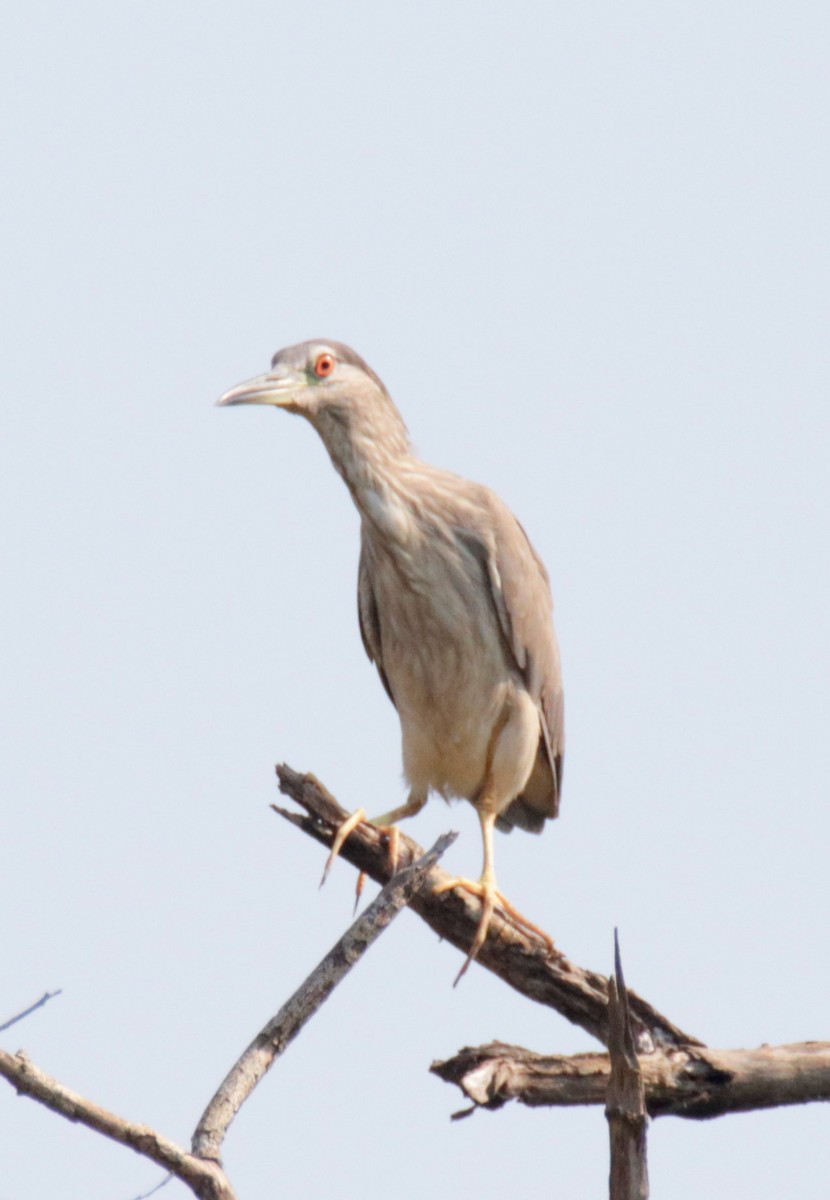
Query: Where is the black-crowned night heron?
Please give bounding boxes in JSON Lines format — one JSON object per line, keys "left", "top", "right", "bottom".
{"left": 219, "top": 340, "right": 564, "bottom": 980}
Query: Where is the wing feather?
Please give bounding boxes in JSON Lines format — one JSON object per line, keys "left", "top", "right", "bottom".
{"left": 460, "top": 496, "right": 564, "bottom": 825}
{"left": 357, "top": 538, "right": 396, "bottom": 706}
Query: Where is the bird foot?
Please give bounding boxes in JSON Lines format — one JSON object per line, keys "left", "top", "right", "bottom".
{"left": 433, "top": 876, "right": 555, "bottom": 984}
{"left": 433, "top": 875, "right": 498, "bottom": 984}
{"left": 320, "top": 808, "right": 367, "bottom": 886}
{"left": 320, "top": 808, "right": 401, "bottom": 890}
{"left": 351, "top": 825, "right": 400, "bottom": 910}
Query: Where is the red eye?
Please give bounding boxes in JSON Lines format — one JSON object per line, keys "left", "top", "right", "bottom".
{"left": 314, "top": 352, "right": 336, "bottom": 378}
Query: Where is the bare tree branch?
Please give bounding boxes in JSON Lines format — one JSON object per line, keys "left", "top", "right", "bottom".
{"left": 0, "top": 1049, "right": 235, "bottom": 1200}
{"left": 275, "top": 764, "right": 701, "bottom": 1052}
{"left": 191, "top": 831, "right": 455, "bottom": 1162}
{"left": 0, "top": 990, "right": 63, "bottom": 1033}
{"left": 0, "top": 835, "right": 453, "bottom": 1195}
{"left": 7, "top": 766, "right": 822, "bottom": 1195}
{"left": 431, "top": 1040, "right": 830, "bottom": 1119}
{"left": 606, "top": 934, "right": 649, "bottom": 1199}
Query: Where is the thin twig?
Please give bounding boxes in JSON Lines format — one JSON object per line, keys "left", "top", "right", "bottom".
{"left": 132, "top": 1173, "right": 173, "bottom": 1199}
{"left": 274, "top": 764, "right": 701, "bottom": 1052}
{"left": 191, "top": 830, "right": 456, "bottom": 1163}
{"left": 0, "top": 990, "right": 63, "bottom": 1033}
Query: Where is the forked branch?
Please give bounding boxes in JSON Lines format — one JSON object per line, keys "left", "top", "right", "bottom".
{"left": 192, "top": 831, "right": 454, "bottom": 1160}
{"left": 0, "top": 1048, "right": 235, "bottom": 1200}
{"left": 0, "top": 836, "right": 453, "bottom": 1198}
{"left": 274, "top": 764, "right": 701, "bottom": 1052}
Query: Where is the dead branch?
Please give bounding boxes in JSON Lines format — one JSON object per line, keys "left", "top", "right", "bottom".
{"left": 0, "top": 836, "right": 453, "bottom": 1196}
{"left": 275, "top": 764, "right": 701, "bottom": 1052}
{"left": 0, "top": 1049, "right": 235, "bottom": 1200}
{"left": 606, "top": 934, "right": 649, "bottom": 1199}
{"left": 431, "top": 1039, "right": 830, "bottom": 1119}
{"left": 192, "top": 831, "right": 455, "bottom": 1161}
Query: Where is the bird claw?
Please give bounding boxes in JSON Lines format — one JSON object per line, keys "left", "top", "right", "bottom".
{"left": 321, "top": 809, "right": 402, "bottom": 892}
{"left": 489, "top": 890, "right": 556, "bottom": 955}
{"left": 353, "top": 871, "right": 368, "bottom": 913}
{"left": 384, "top": 825, "right": 400, "bottom": 874}
{"left": 320, "top": 808, "right": 367, "bottom": 886}
{"left": 433, "top": 875, "right": 555, "bottom": 984}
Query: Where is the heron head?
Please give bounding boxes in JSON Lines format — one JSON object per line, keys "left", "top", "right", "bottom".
{"left": 218, "top": 339, "right": 409, "bottom": 456}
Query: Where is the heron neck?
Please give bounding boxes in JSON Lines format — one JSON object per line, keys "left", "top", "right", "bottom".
{"left": 329, "top": 432, "right": 421, "bottom": 543}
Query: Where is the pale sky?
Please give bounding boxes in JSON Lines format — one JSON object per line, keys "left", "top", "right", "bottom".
{"left": 2, "top": 3, "right": 828, "bottom": 1197}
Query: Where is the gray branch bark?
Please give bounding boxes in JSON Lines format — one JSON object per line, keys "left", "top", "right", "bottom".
{"left": 0, "top": 1049, "right": 236, "bottom": 1200}
{"left": 192, "top": 832, "right": 455, "bottom": 1161}
{"left": 606, "top": 935, "right": 649, "bottom": 1199}
{"left": 0, "top": 836, "right": 452, "bottom": 1198}
{"left": 431, "top": 1040, "right": 830, "bottom": 1119}
{"left": 275, "top": 764, "right": 701, "bottom": 1052}
{"left": 4, "top": 762, "right": 824, "bottom": 1198}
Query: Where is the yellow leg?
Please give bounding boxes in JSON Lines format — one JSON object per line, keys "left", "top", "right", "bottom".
{"left": 431, "top": 809, "right": 498, "bottom": 984}
{"left": 320, "top": 790, "right": 428, "bottom": 886}
{"left": 371, "top": 790, "right": 429, "bottom": 831}
{"left": 434, "top": 808, "right": 554, "bottom": 984}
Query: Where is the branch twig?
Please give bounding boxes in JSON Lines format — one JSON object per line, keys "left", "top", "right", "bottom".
{"left": 274, "top": 764, "right": 701, "bottom": 1052}
{"left": 0, "top": 835, "right": 453, "bottom": 1195}
{"left": 0, "top": 990, "right": 63, "bottom": 1033}
{"left": 0, "top": 1049, "right": 235, "bottom": 1200}
{"left": 192, "top": 831, "right": 455, "bottom": 1162}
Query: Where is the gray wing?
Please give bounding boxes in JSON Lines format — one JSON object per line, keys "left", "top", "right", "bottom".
{"left": 462, "top": 494, "right": 564, "bottom": 828}
{"left": 357, "top": 538, "right": 396, "bottom": 706}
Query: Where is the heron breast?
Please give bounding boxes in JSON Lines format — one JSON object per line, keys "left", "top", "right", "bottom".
{"left": 378, "top": 584, "right": 526, "bottom": 798}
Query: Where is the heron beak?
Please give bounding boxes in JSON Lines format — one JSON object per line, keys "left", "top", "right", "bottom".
{"left": 216, "top": 369, "right": 304, "bottom": 409}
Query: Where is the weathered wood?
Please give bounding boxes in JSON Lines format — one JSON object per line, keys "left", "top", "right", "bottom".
{"left": 275, "top": 764, "right": 701, "bottom": 1052}
{"left": 431, "top": 1040, "right": 830, "bottom": 1119}
{"left": 0, "top": 1050, "right": 235, "bottom": 1200}
{"left": 192, "top": 832, "right": 454, "bottom": 1162}
{"left": 0, "top": 834, "right": 454, "bottom": 1199}
{"left": 606, "top": 937, "right": 649, "bottom": 1199}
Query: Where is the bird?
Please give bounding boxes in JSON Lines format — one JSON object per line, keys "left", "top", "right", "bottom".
{"left": 218, "top": 339, "right": 564, "bottom": 980}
